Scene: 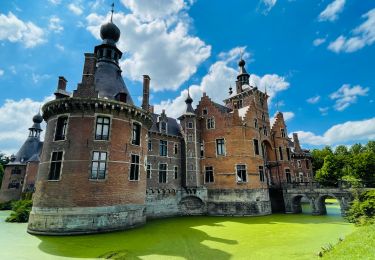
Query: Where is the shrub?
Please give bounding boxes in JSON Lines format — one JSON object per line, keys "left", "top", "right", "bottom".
{"left": 345, "top": 190, "right": 375, "bottom": 225}
{"left": 0, "top": 200, "right": 14, "bottom": 210}
{"left": 5, "top": 200, "right": 33, "bottom": 223}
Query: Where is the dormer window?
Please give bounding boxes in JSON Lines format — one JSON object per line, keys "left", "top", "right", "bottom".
{"left": 160, "top": 121, "right": 167, "bottom": 133}
{"left": 281, "top": 128, "right": 286, "bottom": 138}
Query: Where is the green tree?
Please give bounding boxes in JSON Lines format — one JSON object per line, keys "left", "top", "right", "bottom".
{"left": 365, "top": 141, "right": 375, "bottom": 154}
{"left": 315, "top": 154, "right": 344, "bottom": 186}
{"left": 350, "top": 151, "right": 375, "bottom": 182}
{"left": 311, "top": 146, "right": 333, "bottom": 172}
{"left": 335, "top": 145, "right": 349, "bottom": 155}
{"left": 350, "top": 143, "right": 364, "bottom": 155}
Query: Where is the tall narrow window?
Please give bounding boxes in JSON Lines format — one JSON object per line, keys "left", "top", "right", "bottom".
{"left": 263, "top": 126, "right": 268, "bottom": 136}
{"left": 55, "top": 116, "right": 68, "bottom": 141}
{"left": 187, "top": 122, "right": 193, "bottom": 129}
{"left": 253, "top": 139, "right": 259, "bottom": 155}
{"left": 297, "top": 160, "right": 302, "bottom": 168}
{"left": 254, "top": 118, "right": 258, "bottom": 129}
{"left": 281, "top": 128, "right": 286, "bottom": 138}
{"left": 174, "top": 166, "right": 178, "bottom": 179}
{"left": 130, "top": 154, "right": 140, "bottom": 180}
{"left": 95, "top": 116, "right": 110, "bottom": 140}
{"left": 91, "top": 151, "right": 107, "bottom": 180}
{"left": 279, "top": 147, "right": 283, "bottom": 161}
{"left": 262, "top": 113, "right": 265, "bottom": 121}
{"left": 187, "top": 134, "right": 193, "bottom": 142}
{"left": 159, "top": 140, "right": 167, "bottom": 156}
{"left": 205, "top": 166, "right": 214, "bottom": 183}
{"left": 207, "top": 118, "right": 215, "bottom": 129}
{"left": 285, "top": 169, "right": 291, "bottom": 183}
{"left": 259, "top": 166, "right": 265, "bottom": 182}
{"left": 148, "top": 139, "right": 152, "bottom": 151}
{"left": 132, "top": 122, "right": 141, "bottom": 145}
{"left": 236, "top": 165, "right": 247, "bottom": 183}
{"left": 286, "top": 147, "right": 291, "bottom": 161}
{"left": 49, "top": 151, "right": 63, "bottom": 180}
{"left": 174, "top": 144, "right": 178, "bottom": 154}
{"left": 200, "top": 143, "right": 204, "bottom": 157}
{"left": 160, "top": 121, "right": 167, "bottom": 132}
{"left": 216, "top": 139, "right": 225, "bottom": 155}
{"left": 159, "top": 163, "right": 167, "bottom": 183}
{"left": 147, "top": 164, "right": 151, "bottom": 179}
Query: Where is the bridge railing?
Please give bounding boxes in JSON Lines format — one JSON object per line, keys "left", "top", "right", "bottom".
{"left": 281, "top": 180, "right": 375, "bottom": 190}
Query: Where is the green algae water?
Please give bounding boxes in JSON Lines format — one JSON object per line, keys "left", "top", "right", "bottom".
{"left": 0, "top": 200, "right": 354, "bottom": 260}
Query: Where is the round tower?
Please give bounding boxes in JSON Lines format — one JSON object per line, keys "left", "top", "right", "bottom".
{"left": 28, "top": 15, "right": 153, "bottom": 235}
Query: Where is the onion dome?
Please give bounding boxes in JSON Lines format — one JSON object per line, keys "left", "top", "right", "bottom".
{"left": 100, "top": 22, "right": 120, "bottom": 43}
{"left": 33, "top": 112, "right": 43, "bottom": 124}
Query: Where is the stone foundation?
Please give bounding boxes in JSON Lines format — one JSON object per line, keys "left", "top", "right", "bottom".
{"left": 27, "top": 204, "right": 146, "bottom": 235}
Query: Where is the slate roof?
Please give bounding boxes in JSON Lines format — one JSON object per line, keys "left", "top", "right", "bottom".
{"left": 212, "top": 101, "right": 232, "bottom": 113}
{"left": 11, "top": 138, "right": 43, "bottom": 165}
{"left": 149, "top": 113, "right": 182, "bottom": 137}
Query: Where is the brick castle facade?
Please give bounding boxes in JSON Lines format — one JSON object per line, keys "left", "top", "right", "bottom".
{"left": 0, "top": 17, "right": 313, "bottom": 235}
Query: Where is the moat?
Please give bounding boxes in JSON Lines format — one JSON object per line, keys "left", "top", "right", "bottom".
{"left": 0, "top": 200, "right": 354, "bottom": 260}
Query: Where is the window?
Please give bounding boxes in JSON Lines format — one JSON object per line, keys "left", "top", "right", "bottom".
{"left": 160, "top": 121, "right": 167, "bottom": 132}
{"left": 254, "top": 118, "right": 258, "bottom": 129}
{"left": 236, "top": 165, "right": 247, "bottom": 183}
{"left": 174, "top": 144, "right": 178, "bottom": 154}
{"left": 262, "top": 113, "right": 265, "bottom": 121}
{"left": 159, "top": 163, "right": 167, "bottom": 183}
{"left": 95, "top": 116, "right": 110, "bottom": 140}
{"left": 263, "top": 126, "right": 267, "bottom": 136}
{"left": 147, "top": 164, "right": 151, "bottom": 179}
{"left": 299, "top": 172, "right": 304, "bottom": 182}
{"left": 8, "top": 180, "right": 20, "bottom": 189}
{"left": 132, "top": 122, "right": 141, "bottom": 145}
{"left": 285, "top": 169, "right": 291, "bottom": 183}
{"left": 279, "top": 147, "right": 283, "bottom": 161}
{"left": 130, "top": 154, "right": 140, "bottom": 180}
{"left": 159, "top": 140, "right": 167, "bottom": 156}
{"left": 207, "top": 118, "right": 215, "bottom": 129}
{"left": 253, "top": 139, "right": 259, "bottom": 155}
{"left": 297, "top": 160, "right": 302, "bottom": 168}
{"left": 49, "top": 151, "right": 63, "bottom": 180}
{"left": 174, "top": 166, "right": 178, "bottom": 179}
{"left": 187, "top": 122, "right": 193, "bottom": 129}
{"left": 259, "top": 166, "right": 265, "bottom": 182}
{"left": 216, "top": 139, "right": 225, "bottom": 155}
{"left": 260, "top": 96, "right": 264, "bottom": 107}
{"left": 11, "top": 167, "right": 21, "bottom": 175}
{"left": 306, "top": 160, "right": 310, "bottom": 169}
{"left": 286, "top": 148, "right": 291, "bottom": 161}
{"left": 205, "top": 166, "right": 214, "bottom": 183}
{"left": 281, "top": 128, "right": 286, "bottom": 138}
{"left": 90, "top": 151, "right": 107, "bottom": 180}
{"left": 187, "top": 134, "right": 193, "bottom": 142}
{"left": 203, "top": 109, "right": 208, "bottom": 115}
{"left": 55, "top": 116, "right": 68, "bottom": 141}
{"left": 200, "top": 143, "right": 204, "bottom": 157}
{"left": 148, "top": 139, "right": 152, "bottom": 151}
{"left": 238, "top": 99, "right": 243, "bottom": 108}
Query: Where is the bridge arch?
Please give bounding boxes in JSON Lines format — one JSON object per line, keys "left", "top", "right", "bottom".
{"left": 290, "top": 195, "right": 311, "bottom": 214}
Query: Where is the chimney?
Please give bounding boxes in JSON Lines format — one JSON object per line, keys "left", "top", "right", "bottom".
{"left": 57, "top": 76, "right": 67, "bottom": 91}
{"left": 81, "top": 53, "right": 97, "bottom": 85}
{"left": 149, "top": 105, "right": 154, "bottom": 113}
{"left": 142, "top": 75, "right": 150, "bottom": 111}
{"left": 293, "top": 133, "right": 301, "bottom": 152}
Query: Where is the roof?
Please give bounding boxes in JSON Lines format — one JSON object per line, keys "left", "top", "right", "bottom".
{"left": 11, "top": 138, "right": 43, "bottom": 164}
{"left": 212, "top": 101, "right": 232, "bottom": 113}
{"left": 149, "top": 113, "right": 182, "bottom": 137}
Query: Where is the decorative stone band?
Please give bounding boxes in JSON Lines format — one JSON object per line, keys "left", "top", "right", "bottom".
{"left": 27, "top": 204, "right": 146, "bottom": 235}
{"left": 41, "top": 97, "right": 153, "bottom": 128}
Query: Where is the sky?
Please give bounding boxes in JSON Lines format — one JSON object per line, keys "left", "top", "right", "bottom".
{"left": 0, "top": 0, "right": 374, "bottom": 155}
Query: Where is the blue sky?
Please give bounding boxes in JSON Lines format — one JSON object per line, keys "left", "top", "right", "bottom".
{"left": 0, "top": 0, "right": 374, "bottom": 155}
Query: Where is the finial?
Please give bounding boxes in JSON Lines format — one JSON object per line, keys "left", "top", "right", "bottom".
{"left": 110, "top": 2, "right": 114, "bottom": 22}
{"left": 229, "top": 84, "right": 233, "bottom": 95}
{"left": 240, "top": 49, "right": 244, "bottom": 60}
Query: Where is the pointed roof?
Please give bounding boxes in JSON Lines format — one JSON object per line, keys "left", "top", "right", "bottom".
{"left": 185, "top": 89, "right": 194, "bottom": 114}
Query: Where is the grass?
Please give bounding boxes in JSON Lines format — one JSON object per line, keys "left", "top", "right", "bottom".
{"left": 0, "top": 201, "right": 354, "bottom": 260}
{"left": 323, "top": 224, "right": 375, "bottom": 260}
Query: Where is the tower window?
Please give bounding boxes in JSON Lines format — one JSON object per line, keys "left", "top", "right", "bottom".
{"left": 254, "top": 118, "right": 258, "bottom": 129}
{"left": 148, "top": 139, "right": 152, "bottom": 151}
{"left": 279, "top": 147, "right": 284, "bottom": 161}
{"left": 286, "top": 148, "right": 291, "bottom": 161}
{"left": 259, "top": 166, "right": 265, "bottom": 182}
{"left": 207, "top": 118, "right": 215, "bottom": 129}
{"left": 129, "top": 154, "right": 140, "bottom": 181}
{"left": 55, "top": 116, "right": 68, "bottom": 141}
{"left": 253, "top": 139, "right": 259, "bottom": 155}
{"left": 159, "top": 140, "right": 167, "bottom": 156}
{"left": 105, "top": 49, "right": 112, "bottom": 58}
{"left": 297, "top": 160, "right": 302, "bottom": 168}
{"left": 132, "top": 122, "right": 141, "bottom": 145}
{"left": 216, "top": 138, "right": 225, "bottom": 156}
{"left": 281, "top": 128, "right": 286, "bottom": 138}
{"left": 263, "top": 126, "right": 268, "bottom": 136}
{"left": 200, "top": 143, "right": 204, "bottom": 157}
{"left": 187, "top": 134, "right": 193, "bottom": 142}
{"left": 146, "top": 164, "right": 151, "bottom": 179}
{"left": 203, "top": 108, "right": 208, "bottom": 115}
{"left": 205, "top": 166, "right": 214, "bottom": 183}
{"left": 262, "top": 113, "right": 265, "bottom": 121}
{"left": 49, "top": 151, "right": 63, "bottom": 180}
{"left": 174, "top": 143, "right": 178, "bottom": 154}
{"left": 159, "top": 163, "right": 167, "bottom": 183}
{"left": 236, "top": 165, "right": 247, "bottom": 183}
{"left": 187, "top": 122, "right": 193, "bottom": 129}
{"left": 174, "top": 166, "right": 178, "bottom": 179}
{"left": 90, "top": 151, "right": 107, "bottom": 180}
{"left": 11, "top": 167, "right": 21, "bottom": 175}
{"left": 285, "top": 168, "right": 292, "bottom": 183}
{"left": 95, "top": 116, "right": 110, "bottom": 140}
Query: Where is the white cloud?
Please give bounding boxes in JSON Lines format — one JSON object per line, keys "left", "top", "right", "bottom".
{"left": 318, "top": 0, "right": 345, "bottom": 22}
{"left": 313, "top": 37, "right": 326, "bottom": 46}
{"left": 48, "top": 0, "right": 61, "bottom": 5}
{"left": 48, "top": 16, "right": 63, "bottom": 33}
{"left": 32, "top": 73, "right": 51, "bottom": 84}
{"left": 68, "top": 3, "right": 83, "bottom": 15}
{"left": 86, "top": 11, "right": 211, "bottom": 91}
{"left": 121, "top": 0, "right": 187, "bottom": 21}
{"left": 55, "top": 43, "right": 64, "bottom": 51}
{"left": 153, "top": 47, "right": 289, "bottom": 119}
{"left": 0, "top": 69, "right": 4, "bottom": 77}
{"left": 0, "top": 96, "right": 53, "bottom": 155}
{"left": 0, "top": 12, "right": 45, "bottom": 48}
{"left": 330, "top": 84, "right": 369, "bottom": 111}
{"left": 328, "top": 8, "right": 375, "bottom": 53}
{"left": 260, "top": 0, "right": 277, "bottom": 14}
{"left": 294, "top": 117, "right": 375, "bottom": 146}
{"left": 319, "top": 107, "right": 329, "bottom": 116}
{"left": 307, "top": 95, "right": 320, "bottom": 104}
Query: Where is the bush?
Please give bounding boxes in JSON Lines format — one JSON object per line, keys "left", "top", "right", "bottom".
{"left": 5, "top": 200, "right": 33, "bottom": 223}
{"left": 0, "top": 200, "right": 15, "bottom": 210}
{"left": 345, "top": 190, "right": 375, "bottom": 225}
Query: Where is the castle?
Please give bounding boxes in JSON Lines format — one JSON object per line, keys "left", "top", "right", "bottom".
{"left": 0, "top": 17, "right": 312, "bottom": 235}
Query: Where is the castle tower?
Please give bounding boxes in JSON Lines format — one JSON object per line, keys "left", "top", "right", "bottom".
{"left": 28, "top": 14, "right": 153, "bottom": 235}
{"left": 235, "top": 58, "right": 250, "bottom": 94}
{"left": 178, "top": 90, "right": 200, "bottom": 188}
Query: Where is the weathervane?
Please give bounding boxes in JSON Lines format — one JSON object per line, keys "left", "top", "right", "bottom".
{"left": 110, "top": 2, "right": 114, "bottom": 22}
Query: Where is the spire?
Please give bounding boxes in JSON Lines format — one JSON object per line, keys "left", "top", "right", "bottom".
{"left": 110, "top": 2, "right": 114, "bottom": 22}
{"left": 237, "top": 54, "right": 250, "bottom": 86}
{"left": 185, "top": 88, "right": 194, "bottom": 113}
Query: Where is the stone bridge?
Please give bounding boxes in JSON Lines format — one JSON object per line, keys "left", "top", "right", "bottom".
{"left": 282, "top": 184, "right": 354, "bottom": 216}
